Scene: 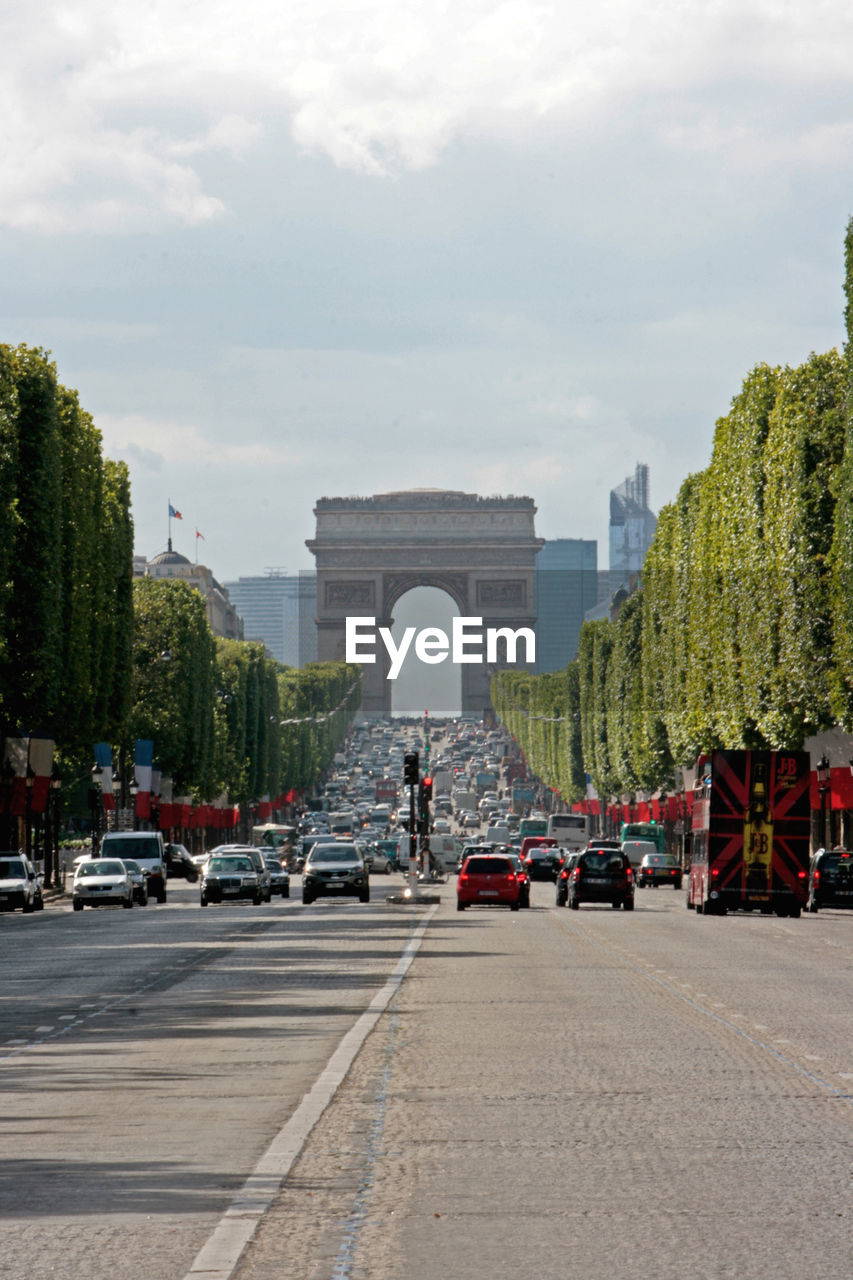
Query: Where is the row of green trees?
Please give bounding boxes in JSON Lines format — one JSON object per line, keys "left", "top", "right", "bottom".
{"left": 0, "top": 343, "right": 134, "bottom": 751}
{"left": 492, "top": 221, "right": 853, "bottom": 804}
{"left": 131, "top": 579, "right": 361, "bottom": 803}
{"left": 1, "top": 345, "right": 360, "bottom": 806}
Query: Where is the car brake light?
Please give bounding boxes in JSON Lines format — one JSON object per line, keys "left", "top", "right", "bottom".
{"left": 507, "top": 872, "right": 516, "bottom": 882}
{"left": 459, "top": 873, "right": 469, "bottom": 883}
{"left": 572, "top": 867, "right": 580, "bottom": 880}
{"left": 626, "top": 866, "right": 632, "bottom": 879}
{"left": 813, "top": 870, "right": 820, "bottom": 884}
{"left": 560, "top": 869, "right": 568, "bottom": 880}
{"left": 797, "top": 870, "right": 806, "bottom": 879}
{"left": 711, "top": 867, "right": 719, "bottom": 877}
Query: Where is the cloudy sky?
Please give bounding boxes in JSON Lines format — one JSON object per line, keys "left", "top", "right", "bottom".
{"left": 3, "top": 0, "right": 852, "bottom": 585}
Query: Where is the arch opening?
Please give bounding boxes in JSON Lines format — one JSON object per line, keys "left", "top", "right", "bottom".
{"left": 389, "top": 586, "right": 462, "bottom": 719}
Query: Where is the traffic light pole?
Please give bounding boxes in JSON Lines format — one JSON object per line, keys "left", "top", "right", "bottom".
{"left": 389, "top": 744, "right": 440, "bottom": 905}
{"left": 408, "top": 778, "right": 418, "bottom": 899}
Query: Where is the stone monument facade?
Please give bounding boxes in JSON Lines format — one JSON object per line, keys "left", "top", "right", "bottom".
{"left": 306, "top": 489, "right": 544, "bottom": 716}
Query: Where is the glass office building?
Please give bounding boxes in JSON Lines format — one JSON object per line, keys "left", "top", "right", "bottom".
{"left": 223, "top": 570, "right": 318, "bottom": 667}
{"left": 534, "top": 540, "right": 599, "bottom": 672}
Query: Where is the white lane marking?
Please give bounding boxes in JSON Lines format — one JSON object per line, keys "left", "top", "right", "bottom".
{"left": 183, "top": 907, "right": 437, "bottom": 1280}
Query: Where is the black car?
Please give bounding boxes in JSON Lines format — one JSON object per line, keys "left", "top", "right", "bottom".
{"left": 523, "top": 845, "right": 560, "bottom": 882}
{"left": 808, "top": 847, "right": 853, "bottom": 911}
{"left": 165, "top": 842, "right": 199, "bottom": 882}
{"left": 200, "top": 853, "right": 263, "bottom": 906}
{"left": 638, "top": 853, "right": 682, "bottom": 889}
{"left": 302, "top": 842, "right": 369, "bottom": 905}
{"left": 555, "top": 852, "right": 581, "bottom": 906}
{"left": 566, "top": 848, "right": 635, "bottom": 910}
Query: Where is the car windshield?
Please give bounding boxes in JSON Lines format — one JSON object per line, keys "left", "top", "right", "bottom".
{"left": 208, "top": 857, "right": 253, "bottom": 872}
{"left": 77, "top": 861, "right": 125, "bottom": 876}
{"left": 102, "top": 837, "right": 159, "bottom": 858}
{"left": 581, "top": 852, "right": 624, "bottom": 872}
{"left": 308, "top": 848, "right": 360, "bottom": 864}
{"left": 122, "top": 860, "right": 142, "bottom": 872}
{"left": 0, "top": 858, "right": 26, "bottom": 877}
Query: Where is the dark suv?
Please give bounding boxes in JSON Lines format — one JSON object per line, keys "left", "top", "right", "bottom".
{"left": 302, "top": 842, "right": 369, "bottom": 905}
{"left": 566, "top": 847, "right": 635, "bottom": 911}
{"left": 808, "top": 847, "right": 853, "bottom": 912}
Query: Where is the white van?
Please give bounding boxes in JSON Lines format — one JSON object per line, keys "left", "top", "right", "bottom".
{"left": 621, "top": 839, "right": 659, "bottom": 872}
{"left": 425, "top": 834, "right": 459, "bottom": 875}
{"left": 99, "top": 830, "right": 167, "bottom": 903}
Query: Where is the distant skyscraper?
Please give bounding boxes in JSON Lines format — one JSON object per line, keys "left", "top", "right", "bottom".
{"left": 609, "top": 462, "right": 657, "bottom": 591}
{"left": 223, "top": 571, "right": 318, "bottom": 667}
{"left": 584, "top": 463, "right": 657, "bottom": 624}
{"left": 534, "top": 539, "right": 599, "bottom": 672}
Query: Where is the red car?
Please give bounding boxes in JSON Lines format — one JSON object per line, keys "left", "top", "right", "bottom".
{"left": 457, "top": 853, "right": 522, "bottom": 912}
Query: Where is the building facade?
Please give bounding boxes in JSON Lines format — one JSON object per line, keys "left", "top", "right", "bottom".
{"left": 134, "top": 544, "right": 243, "bottom": 640}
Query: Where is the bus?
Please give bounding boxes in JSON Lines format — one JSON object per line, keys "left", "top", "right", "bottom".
{"left": 519, "top": 816, "right": 548, "bottom": 840}
{"left": 619, "top": 820, "right": 665, "bottom": 855}
{"left": 687, "top": 749, "right": 810, "bottom": 917}
{"left": 547, "top": 812, "right": 588, "bottom": 850}
{"left": 251, "top": 824, "right": 295, "bottom": 852}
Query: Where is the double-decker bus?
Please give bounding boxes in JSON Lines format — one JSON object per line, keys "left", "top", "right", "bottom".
{"left": 687, "top": 749, "right": 810, "bottom": 917}
{"left": 619, "top": 820, "right": 666, "bottom": 854}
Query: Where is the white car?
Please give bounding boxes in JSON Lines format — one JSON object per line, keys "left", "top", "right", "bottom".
{"left": 72, "top": 859, "right": 134, "bottom": 910}
{"left": 0, "top": 852, "right": 39, "bottom": 913}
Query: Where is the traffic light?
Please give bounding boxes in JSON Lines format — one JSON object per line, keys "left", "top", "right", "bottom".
{"left": 418, "top": 775, "right": 433, "bottom": 826}
{"left": 404, "top": 751, "right": 419, "bottom": 786}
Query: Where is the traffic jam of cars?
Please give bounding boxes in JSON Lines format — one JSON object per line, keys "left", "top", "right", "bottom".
{"left": 7, "top": 727, "right": 853, "bottom": 924}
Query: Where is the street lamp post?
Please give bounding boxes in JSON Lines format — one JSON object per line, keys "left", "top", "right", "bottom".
{"left": 90, "top": 764, "right": 103, "bottom": 854}
{"left": 45, "top": 765, "right": 61, "bottom": 888}
{"left": 816, "top": 754, "right": 831, "bottom": 851}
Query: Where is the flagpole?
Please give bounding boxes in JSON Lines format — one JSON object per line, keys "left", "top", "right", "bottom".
{"left": 168, "top": 499, "right": 171, "bottom": 551}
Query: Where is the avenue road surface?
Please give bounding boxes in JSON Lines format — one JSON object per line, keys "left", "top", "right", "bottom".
{"left": 1, "top": 876, "right": 851, "bottom": 1280}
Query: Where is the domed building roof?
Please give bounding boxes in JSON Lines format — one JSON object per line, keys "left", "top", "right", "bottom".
{"left": 149, "top": 539, "right": 192, "bottom": 567}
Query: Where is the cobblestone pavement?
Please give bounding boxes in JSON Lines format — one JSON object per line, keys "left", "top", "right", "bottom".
{"left": 3, "top": 881, "right": 851, "bottom": 1280}
{"left": 235, "top": 885, "right": 853, "bottom": 1280}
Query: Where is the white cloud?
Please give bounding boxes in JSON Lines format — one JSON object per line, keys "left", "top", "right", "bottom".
{"left": 98, "top": 412, "right": 302, "bottom": 468}
{"left": 4, "top": 1, "right": 853, "bottom": 230}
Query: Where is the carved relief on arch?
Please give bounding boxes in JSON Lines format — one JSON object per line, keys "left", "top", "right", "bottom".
{"left": 476, "top": 579, "right": 526, "bottom": 607}
{"left": 383, "top": 572, "right": 469, "bottom": 616}
{"left": 324, "top": 580, "right": 376, "bottom": 607}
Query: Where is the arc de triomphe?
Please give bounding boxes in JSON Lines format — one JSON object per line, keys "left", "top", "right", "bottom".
{"left": 306, "top": 489, "right": 544, "bottom": 717}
